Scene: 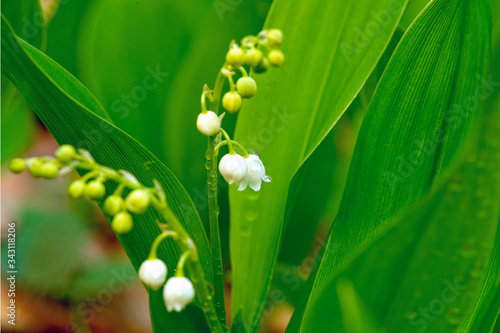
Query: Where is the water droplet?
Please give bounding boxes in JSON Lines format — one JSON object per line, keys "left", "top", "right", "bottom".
{"left": 476, "top": 209, "right": 489, "bottom": 219}
{"left": 448, "top": 183, "right": 463, "bottom": 193}
{"left": 446, "top": 308, "right": 462, "bottom": 326}
{"left": 460, "top": 239, "right": 477, "bottom": 258}
{"left": 264, "top": 175, "right": 272, "bottom": 182}
{"left": 405, "top": 309, "right": 417, "bottom": 320}
{"left": 470, "top": 262, "right": 484, "bottom": 279}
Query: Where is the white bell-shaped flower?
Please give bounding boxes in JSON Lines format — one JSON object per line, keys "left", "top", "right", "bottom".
{"left": 138, "top": 259, "right": 168, "bottom": 290}
{"left": 219, "top": 153, "right": 247, "bottom": 185}
{"left": 238, "top": 154, "right": 271, "bottom": 191}
{"left": 163, "top": 277, "right": 195, "bottom": 312}
{"left": 197, "top": 111, "right": 221, "bottom": 136}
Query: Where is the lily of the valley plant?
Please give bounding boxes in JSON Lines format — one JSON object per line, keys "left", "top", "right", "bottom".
{"left": 9, "top": 28, "right": 284, "bottom": 332}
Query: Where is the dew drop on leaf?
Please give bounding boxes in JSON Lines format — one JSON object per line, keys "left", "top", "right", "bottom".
{"left": 459, "top": 239, "right": 477, "bottom": 258}
{"left": 445, "top": 308, "right": 462, "bottom": 326}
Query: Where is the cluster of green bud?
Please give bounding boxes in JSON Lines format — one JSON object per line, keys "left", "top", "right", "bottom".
{"left": 9, "top": 145, "right": 165, "bottom": 235}
{"left": 221, "top": 29, "right": 284, "bottom": 114}
{"left": 225, "top": 29, "right": 285, "bottom": 72}
{"left": 197, "top": 29, "right": 285, "bottom": 137}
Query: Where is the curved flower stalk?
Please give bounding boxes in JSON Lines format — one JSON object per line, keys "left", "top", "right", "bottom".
{"left": 196, "top": 28, "right": 284, "bottom": 323}
{"left": 8, "top": 145, "right": 225, "bottom": 332}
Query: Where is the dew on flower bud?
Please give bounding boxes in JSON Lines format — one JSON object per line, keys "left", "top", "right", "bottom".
{"left": 268, "top": 49, "right": 285, "bottom": 67}
{"left": 40, "top": 162, "right": 59, "bottom": 179}
{"left": 244, "top": 48, "right": 263, "bottom": 68}
{"left": 112, "top": 211, "right": 133, "bottom": 234}
{"left": 28, "top": 160, "right": 44, "bottom": 178}
{"left": 55, "top": 144, "right": 76, "bottom": 164}
{"left": 226, "top": 47, "right": 245, "bottom": 68}
{"left": 9, "top": 158, "right": 26, "bottom": 174}
{"left": 104, "top": 195, "right": 125, "bottom": 216}
{"left": 236, "top": 77, "right": 257, "bottom": 99}
{"left": 266, "top": 29, "right": 283, "bottom": 48}
{"left": 222, "top": 92, "right": 242, "bottom": 114}
{"left": 248, "top": 150, "right": 259, "bottom": 157}
{"left": 68, "top": 180, "right": 86, "bottom": 199}
{"left": 253, "top": 57, "right": 269, "bottom": 74}
{"left": 126, "top": 189, "right": 150, "bottom": 214}
{"left": 85, "top": 180, "right": 106, "bottom": 200}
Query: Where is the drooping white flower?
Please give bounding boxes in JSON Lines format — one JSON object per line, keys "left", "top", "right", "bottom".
{"left": 238, "top": 154, "right": 271, "bottom": 191}
{"left": 163, "top": 277, "right": 195, "bottom": 312}
{"left": 197, "top": 111, "right": 221, "bottom": 136}
{"left": 219, "top": 153, "right": 247, "bottom": 185}
{"left": 138, "top": 259, "right": 168, "bottom": 290}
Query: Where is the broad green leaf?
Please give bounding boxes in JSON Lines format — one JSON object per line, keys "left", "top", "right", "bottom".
{"left": 398, "top": 0, "right": 432, "bottom": 30}
{"left": 299, "top": 94, "right": 500, "bottom": 331}
{"left": 76, "top": 0, "right": 213, "bottom": 159}
{"left": 1, "top": 0, "right": 44, "bottom": 47}
{"left": 280, "top": 28, "right": 403, "bottom": 266}
{"left": 301, "top": 0, "right": 491, "bottom": 328}
{"left": 44, "top": 0, "right": 91, "bottom": 76}
{"left": 1, "top": 16, "right": 213, "bottom": 332}
{"left": 1, "top": 0, "right": 43, "bottom": 163}
{"left": 229, "top": 0, "right": 409, "bottom": 330}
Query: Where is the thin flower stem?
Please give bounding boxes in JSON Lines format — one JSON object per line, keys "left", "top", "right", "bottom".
{"left": 175, "top": 250, "right": 192, "bottom": 277}
{"left": 206, "top": 136, "right": 227, "bottom": 325}
{"left": 204, "top": 66, "right": 229, "bottom": 325}
{"left": 148, "top": 231, "right": 177, "bottom": 260}
{"left": 219, "top": 129, "right": 235, "bottom": 155}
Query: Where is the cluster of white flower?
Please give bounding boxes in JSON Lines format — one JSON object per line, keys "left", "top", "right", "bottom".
{"left": 139, "top": 259, "right": 195, "bottom": 312}
{"left": 219, "top": 152, "right": 271, "bottom": 191}
{"left": 196, "top": 29, "right": 284, "bottom": 192}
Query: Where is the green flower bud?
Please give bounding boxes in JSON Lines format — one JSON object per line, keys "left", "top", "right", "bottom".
{"left": 68, "top": 180, "right": 86, "bottom": 199}
{"left": 266, "top": 29, "right": 283, "bottom": 48}
{"left": 55, "top": 144, "right": 76, "bottom": 164}
{"left": 125, "top": 189, "right": 150, "bottom": 214}
{"left": 104, "top": 195, "right": 125, "bottom": 216}
{"left": 112, "top": 211, "right": 133, "bottom": 234}
{"left": 236, "top": 77, "right": 257, "bottom": 99}
{"left": 222, "top": 92, "right": 243, "bottom": 114}
{"left": 244, "top": 48, "right": 263, "bottom": 67}
{"left": 253, "top": 57, "right": 269, "bottom": 74}
{"left": 226, "top": 47, "right": 245, "bottom": 68}
{"left": 40, "top": 162, "right": 59, "bottom": 179}
{"left": 85, "top": 180, "right": 106, "bottom": 200}
{"left": 28, "top": 160, "right": 44, "bottom": 178}
{"left": 268, "top": 49, "right": 285, "bottom": 67}
{"left": 9, "top": 158, "right": 26, "bottom": 174}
